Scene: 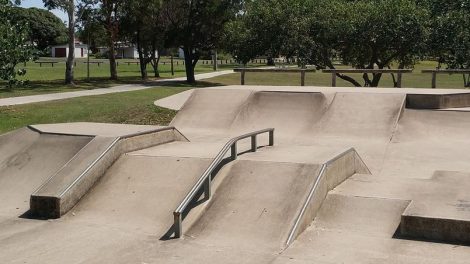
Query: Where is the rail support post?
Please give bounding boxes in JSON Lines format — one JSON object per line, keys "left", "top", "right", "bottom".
{"left": 204, "top": 177, "right": 211, "bottom": 200}
{"left": 231, "top": 143, "right": 238, "bottom": 160}
{"left": 241, "top": 70, "right": 246, "bottom": 85}
{"left": 251, "top": 135, "right": 257, "bottom": 152}
{"left": 331, "top": 72, "right": 337, "bottom": 87}
{"left": 174, "top": 212, "right": 182, "bottom": 238}
{"left": 269, "top": 130, "right": 274, "bottom": 146}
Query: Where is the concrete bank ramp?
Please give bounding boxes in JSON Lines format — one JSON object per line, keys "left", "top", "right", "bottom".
{"left": 170, "top": 89, "right": 406, "bottom": 144}
{"left": 179, "top": 148, "right": 370, "bottom": 253}
{"left": 231, "top": 91, "right": 331, "bottom": 138}
{"left": 309, "top": 92, "right": 406, "bottom": 139}
{"left": 69, "top": 155, "right": 213, "bottom": 232}
{"left": 186, "top": 161, "right": 320, "bottom": 251}
{"left": 170, "top": 89, "right": 254, "bottom": 136}
{"left": 0, "top": 127, "right": 91, "bottom": 216}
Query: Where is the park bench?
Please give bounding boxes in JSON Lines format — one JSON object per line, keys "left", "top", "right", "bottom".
{"left": 422, "top": 69, "right": 470, "bottom": 88}
{"left": 35, "top": 61, "right": 59, "bottom": 67}
{"left": 233, "top": 68, "right": 316, "bottom": 86}
{"left": 122, "top": 61, "right": 140, "bottom": 66}
{"left": 83, "top": 61, "right": 104, "bottom": 67}
{"left": 322, "top": 69, "right": 413, "bottom": 88}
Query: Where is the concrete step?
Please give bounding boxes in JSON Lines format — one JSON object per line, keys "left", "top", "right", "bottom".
{"left": 399, "top": 171, "right": 470, "bottom": 245}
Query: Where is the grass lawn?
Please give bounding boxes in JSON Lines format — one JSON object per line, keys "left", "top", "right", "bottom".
{"left": 0, "top": 58, "right": 243, "bottom": 99}
{"left": 0, "top": 85, "right": 194, "bottom": 134}
{"left": 205, "top": 61, "right": 470, "bottom": 89}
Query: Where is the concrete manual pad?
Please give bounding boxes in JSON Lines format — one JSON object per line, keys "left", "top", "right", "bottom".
{"left": 400, "top": 171, "right": 470, "bottom": 244}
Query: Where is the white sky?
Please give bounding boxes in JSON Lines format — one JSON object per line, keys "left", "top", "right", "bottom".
{"left": 20, "top": 0, "right": 68, "bottom": 23}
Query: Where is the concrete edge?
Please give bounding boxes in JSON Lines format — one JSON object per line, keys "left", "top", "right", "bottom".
{"left": 284, "top": 148, "right": 370, "bottom": 248}
{"left": 400, "top": 201, "right": 470, "bottom": 245}
{"left": 406, "top": 93, "right": 470, "bottom": 109}
{"left": 30, "top": 127, "right": 187, "bottom": 219}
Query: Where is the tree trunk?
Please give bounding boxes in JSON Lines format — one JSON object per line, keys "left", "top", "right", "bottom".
{"left": 325, "top": 61, "right": 361, "bottom": 87}
{"left": 137, "top": 35, "right": 147, "bottom": 80}
{"left": 151, "top": 51, "right": 160, "bottom": 78}
{"left": 463, "top": 74, "right": 469, "bottom": 88}
{"left": 267, "top": 57, "right": 275, "bottom": 66}
{"left": 150, "top": 42, "right": 160, "bottom": 78}
{"left": 107, "top": 32, "right": 118, "bottom": 80}
{"left": 105, "top": 4, "right": 118, "bottom": 81}
{"left": 337, "top": 73, "right": 362, "bottom": 87}
{"left": 65, "top": 6, "right": 75, "bottom": 85}
{"left": 183, "top": 48, "right": 196, "bottom": 83}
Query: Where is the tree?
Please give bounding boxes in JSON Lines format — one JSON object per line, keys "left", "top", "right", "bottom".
{"left": 77, "top": 17, "right": 107, "bottom": 53}
{"left": 0, "top": 0, "right": 35, "bottom": 88}
{"left": 94, "top": 0, "right": 124, "bottom": 80}
{"left": 43, "top": 0, "right": 93, "bottom": 85}
{"left": 298, "top": 0, "right": 429, "bottom": 87}
{"left": 223, "top": 0, "right": 310, "bottom": 66}
{"left": 43, "top": 0, "right": 76, "bottom": 85}
{"left": 222, "top": 19, "right": 260, "bottom": 65}
{"left": 424, "top": 0, "right": 470, "bottom": 86}
{"left": 162, "top": 0, "right": 243, "bottom": 83}
{"left": 121, "top": 0, "right": 164, "bottom": 80}
{"left": 11, "top": 7, "right": 67, "bottom": 52}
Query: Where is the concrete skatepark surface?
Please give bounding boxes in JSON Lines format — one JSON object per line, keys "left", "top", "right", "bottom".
{"left": 2, "top": 86, "right": 470, "bottom": 262}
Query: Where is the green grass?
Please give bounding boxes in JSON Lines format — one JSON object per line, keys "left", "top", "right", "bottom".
{"left": 205, "top": 61, "right": 470, "bottom": 89}
{"left": 0, "top": 58, "right": 243, "bottom": 99}
{"left": 0, "top": 85, "right": 195, "bottom": 134}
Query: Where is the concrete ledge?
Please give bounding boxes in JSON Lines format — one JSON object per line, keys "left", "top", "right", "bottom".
{"left": 407, "top": 93, "right": 470, "bottom": 109}
{"left": 401, "top": 204, "right": 470, "bottom": 245}
{"left": 285, "top": 148, "right": 370, "bottom": 247}
{"left": 30, "top": 127, "right": 188, "bottom": 219}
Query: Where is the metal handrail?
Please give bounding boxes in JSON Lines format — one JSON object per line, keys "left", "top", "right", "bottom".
{"left": 173, "top": 128, "right": 275, "bottom": 238}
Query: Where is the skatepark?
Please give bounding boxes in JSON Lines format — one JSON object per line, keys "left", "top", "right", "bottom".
{"left": 1, "top": 85, "right": 470, "bottom": 263}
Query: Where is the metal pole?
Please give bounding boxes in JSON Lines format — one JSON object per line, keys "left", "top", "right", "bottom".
{"left": 269, "top": 130, "right": 274, "bottom": 146}
{"left": 204, "top": 177, "right": 211, "bottom": 200}
{"left": 332, "top": 72, "right": 337, "bottom": 87}
{"left": 174, "top": 212, "right": 182, "bottom": 238}
{"left": 231, "top": 143, "right": 238, "bottom": 160}
{"left": 251, "top": 135, "right": 257, "bottom": 152}
{"left": 432, "top": 72, "right": 437, "bottom": 89}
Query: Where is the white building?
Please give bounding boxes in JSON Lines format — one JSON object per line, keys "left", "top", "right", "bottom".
{"left": 51, "top": 43, "right": 88, "bottom": 58}
{"left": 117, "top": 46, "right": 139, "bottom": 59}
{"left": 98, "top": 45, "right": 159, "bottom": 59}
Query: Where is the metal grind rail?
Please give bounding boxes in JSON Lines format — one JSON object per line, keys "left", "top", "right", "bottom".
{"left": 173, "top": 128, "right": 275, "bottom": 238}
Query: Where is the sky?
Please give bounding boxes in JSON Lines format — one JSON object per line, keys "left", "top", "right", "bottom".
{"left": 19, "top": 0, "right": 68, "bottom": 22}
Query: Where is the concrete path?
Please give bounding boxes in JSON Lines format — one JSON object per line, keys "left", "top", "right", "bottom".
{"left": 0, "top": 70, "right": 233, "bottom": 107}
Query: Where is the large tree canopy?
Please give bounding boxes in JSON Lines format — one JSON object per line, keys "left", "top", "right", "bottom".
{"left": 120, "top": 0, "right": 164, "bottom": 79}
{"left": 11, "top": 7, "right": 67, "bottom": 52}
{"left": 0, "top": 0, "right": 35, "bottom": 88}
{"left": 224, "top": 0, "right": 429, "bottom": 87}
{"left": 162, "top": 0, "right": 244, "bottom": 83}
